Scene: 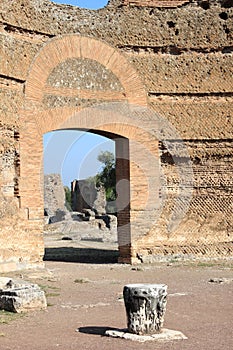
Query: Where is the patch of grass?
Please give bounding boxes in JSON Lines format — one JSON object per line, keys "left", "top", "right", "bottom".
{"left": 38, "top": 284, "right": 49, "bottom": 291}
{"left": 47, "top": 285, "right": 60, "bottom": 290}
{"left": 38, "top": 284, "right": 60, "bottom": 298}
{"left": 169, "top": 259, "right": 180, "bottom": 264}
{"left": 37, "top": 284, "right": 60, "bottom": 301}
{"left": 46, "top": 293, "right": 60, "bottom": 297}
{"left": 166, "top": 259, "right": 233, "bottom": 269}
{"left": 74, "top": 278, "right": 90, "bottom": 284}
{"left": 47, "top": 303, "right": 55, "bottom": 307}
{"left": 195, "top": 260, "right": 233, "bottom": 268}
{"left": 0, "top": 310, "right": 25, "bottom": 324}
{"left": 196, "top": 262, "right": 216, "bottom": 268}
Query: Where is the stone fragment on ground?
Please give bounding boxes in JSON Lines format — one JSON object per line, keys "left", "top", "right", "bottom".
{"left": 208, "top": 277, "right": 233, "bottom": 284}
{"left": 0, "top": 277, "right": 47, "bottom": 313}
{"left": 105, "top": 328, "right": 187, "bottom": 342}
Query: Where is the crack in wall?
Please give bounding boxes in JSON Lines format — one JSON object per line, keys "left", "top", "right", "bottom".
{"left": 122, "top": 0, "right": 191, "bottom": 8}
{"left": 122, "top": 0, "right": 233, "bottom": 9}
{"left": 1, "top": 22, "right": 55, "bottom": 41}
{"left": 148, "top": 91, "right": 233, "bottom": 98}
{"left": 118, "top": 45, "right": 233, "bottom": 55}
{"left": 0, "top": 74, "right": 25, "bottom": 85}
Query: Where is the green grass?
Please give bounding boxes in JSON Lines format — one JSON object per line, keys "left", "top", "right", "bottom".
{"left": 192, "top": 260, "right": 233, "bottom": 269}
{"left": 49, "top": 285, "right": 59, "bottom": 289}
{"left": 0, "top": 310, "right": 25, "bottom": 324}
{"left": 196, "top": 261, "right": 217, "bottom": 267}
{"left": 38, "top": 284, "right": 60, "bottom": 299}
{"left": 38, "top": 284, "right": 48, "bottom": 291}
{"left": 164, "top": 258, "right": 233, "bottom": 269}
{"left": 74, "top": 278, "right": 90, "bottom": 284}
{"left": 47, "top": 303, "right": 55, "bottom": 307}
{"left": 46, "top": 292, "right": 60, "bottom": 297}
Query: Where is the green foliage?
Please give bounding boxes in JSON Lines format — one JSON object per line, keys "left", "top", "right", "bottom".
{"left": 96, "top": 151, "right": 116, "bottom": 203}
{"left": 97, "top": 150, "right": 114, "bottom": 165}
{"left": 64, "top": 186, "right": 72, "bottom": 211}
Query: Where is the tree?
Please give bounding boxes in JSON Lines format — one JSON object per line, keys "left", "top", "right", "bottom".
{"left": 64, "top": 186, "right": 72, "bottom": 211}
{"left": 97, "top": 150, "right": 114, "bottom": 166}
{"left": 96, "top": 151, "right": 116, "bottom": 203}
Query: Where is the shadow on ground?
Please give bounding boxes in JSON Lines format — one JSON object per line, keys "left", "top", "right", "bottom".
{"left": 78, "top": 326, "right": 122, "bottom": 336}
{"left": 44, "top": 247, "right": 119, "bottom": 264}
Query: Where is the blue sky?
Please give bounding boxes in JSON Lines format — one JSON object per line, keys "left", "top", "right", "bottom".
{"left": 44, "top": 0, "right": 113, "bottom": 187}
{"left": 50, "top": 0, "right": 108, "bottom": 9}
{"left": 44, "top": 131, "right": 114, "bottom": 187}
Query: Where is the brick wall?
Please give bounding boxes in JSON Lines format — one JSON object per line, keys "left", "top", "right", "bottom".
{"left": 0, "top": 0, "right": 232, "bottom": 269}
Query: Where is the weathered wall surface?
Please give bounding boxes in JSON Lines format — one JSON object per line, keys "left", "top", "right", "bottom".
{"left": 44, "top": 173, "right": 70, "bottom": 223}
{"left": 71, "top": 180, "right": 97, "bottom": 213}
{"left": 0, "top": 0, "right": 232, "bottom": 269}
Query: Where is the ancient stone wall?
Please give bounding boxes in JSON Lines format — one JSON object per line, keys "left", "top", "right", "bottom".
{"left": 44, "top": 174, "right": 69, "bottom": 222}
{"left": 0, "top": 0, "right": 232, "bottom": 269}
{"left": 71, "top": 180, "right": 107, "bottom": 215}
{"left": 71, "top": 180, "right": 97, "bottom": 213}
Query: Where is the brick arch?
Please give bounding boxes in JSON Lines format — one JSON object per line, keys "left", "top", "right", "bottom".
{"left": 19, "top": 35, "right": 157, "bottom": 264}
{"left": 25, "top": 35, "right": 147, "bottom": 107}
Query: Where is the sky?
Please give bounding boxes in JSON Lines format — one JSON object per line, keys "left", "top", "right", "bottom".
{"left": 44, "top": 0, "right": 113, "bottom": 187}
{"left": 44, "top": 131, "right": 114, "bottom": 187}
{"left": 50, "top": 0, "right": 109, "bottom": 9}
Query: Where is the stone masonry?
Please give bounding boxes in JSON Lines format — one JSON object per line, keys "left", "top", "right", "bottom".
{"left": 71, "top": 179, "right": 107, "bottom": 215}
{"left": 44, "top": 173, "right": 69, "bottom": 222}
{"left": 71, "top": 179, "right": 97, "bottom": 213}
{"left": 0, "top": 0, "right": 232, "bottom": 270}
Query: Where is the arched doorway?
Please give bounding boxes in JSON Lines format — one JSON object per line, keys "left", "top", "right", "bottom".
{"left": 43, "top": 128, "right": 126, "bottom": 263}
{"left": 19, "top": 35, "right": 158, "bottom": 263}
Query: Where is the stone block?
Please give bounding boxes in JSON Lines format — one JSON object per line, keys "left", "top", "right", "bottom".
{"left": 0, "top": 278, "right": 47, "bottom": 313}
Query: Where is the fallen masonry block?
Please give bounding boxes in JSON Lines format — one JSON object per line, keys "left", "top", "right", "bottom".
{"left": 0, "top": 277, "right": 47, "bottom": 313}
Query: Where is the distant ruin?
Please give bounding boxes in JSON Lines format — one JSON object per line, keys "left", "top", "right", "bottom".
{"left": 43, "top": 174, "right": 117, "bottom": 240}
{"left": 0, "top": 0, "right": 232, "bottom": 271}
{"left": 44, "top": 174, "right": 69, "bottom": 223}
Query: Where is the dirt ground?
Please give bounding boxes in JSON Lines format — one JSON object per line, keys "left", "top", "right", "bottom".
{"left": 0, "top": 239, "right": 233, "bottom": 350}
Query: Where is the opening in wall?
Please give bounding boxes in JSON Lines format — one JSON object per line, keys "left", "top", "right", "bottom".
{"left": 43, "top": 129, "right": 130, "bottom": 264}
